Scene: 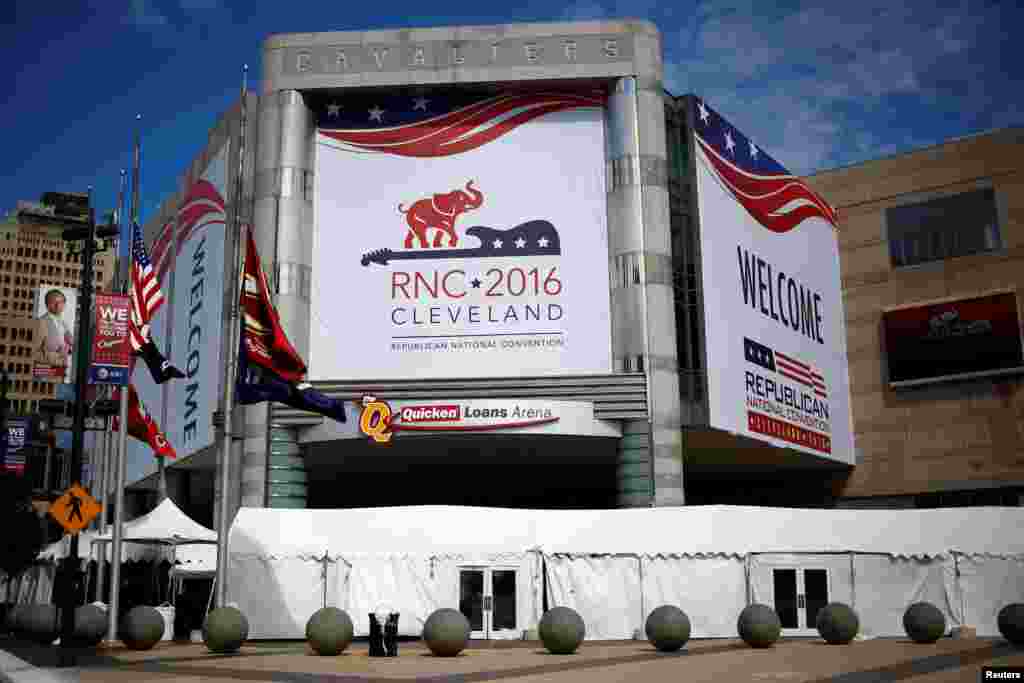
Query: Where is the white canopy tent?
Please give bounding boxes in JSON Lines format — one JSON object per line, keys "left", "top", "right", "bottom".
{"left": 228, "top": 505, "right": 1024, "bottom": 640}
{"left": 9, "top": 500, "right": 217, "bottom": 607}
{"left": 93, "top": 498, "right": 217, "bottom": 546}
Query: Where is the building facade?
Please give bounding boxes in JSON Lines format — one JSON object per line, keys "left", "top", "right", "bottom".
{"left": 0, "top": 196, "right": 115, "bottom": 415}
{"left": 124, "top": 19, "right": 863, "bottom": 525}
{"left": 806, "top": 127, "right": 1024, "bottom": 508}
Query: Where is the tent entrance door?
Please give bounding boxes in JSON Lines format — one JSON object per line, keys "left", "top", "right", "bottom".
{"left": 458, "top": 567, "right": 519, "bottom": 640}
{"left": 772, "top": 568, "right": 829, "bottom": 635}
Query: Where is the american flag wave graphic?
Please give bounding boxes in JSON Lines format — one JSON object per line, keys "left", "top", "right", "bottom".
{"left": 318, "top": 92, "right": 605, "bottom": 157}
{"left": 150, "top": 179, "right": 227, "bottom": 282}
{"left": 693, "top": 97, "right": 839, "bottom": 233}
{"left": 774, "top": 350, "right": 828, "bottom": 399}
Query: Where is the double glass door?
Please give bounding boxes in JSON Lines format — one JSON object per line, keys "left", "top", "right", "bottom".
{"left": 772, "top": 568, "right": 829, "bottom": 635}
{"left": 458, "top": 567, "right": 518, "bottom": 639}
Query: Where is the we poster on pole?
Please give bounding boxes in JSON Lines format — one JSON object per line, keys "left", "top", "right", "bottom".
{"left": 89, "top": 293, "right": 132, "bottom": 385}
{"left": 1, "top": 418, "right": 28, "bottom": 474}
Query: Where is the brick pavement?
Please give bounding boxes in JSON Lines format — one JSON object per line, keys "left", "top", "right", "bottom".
{"left": 3, "top": 637, "right": 1022, "bottom": 683}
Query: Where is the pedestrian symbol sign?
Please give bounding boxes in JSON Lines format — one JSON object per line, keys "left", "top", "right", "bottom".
{"left": 49, "top": 483, "right": 101, "bottom": 534}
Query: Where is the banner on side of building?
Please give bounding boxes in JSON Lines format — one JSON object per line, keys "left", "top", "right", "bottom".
{"left": 89, "top": 293, "right": 132, "bottom": 385}
{"left": 32, "top": 285, "right": 78, "bottom": 384}
{"left": 691, "top": 96, "right": 855, "bottom": 466}
{"left": 1, "top": 418, "right": 28, "bottom": 474}
{"left": 883, "top": 291, "right": 1024, "bottom": 387}
{"left": 313, "top": 91, "right": 612, "bottom": 381}
{"left": 164, "top": 143, "right": 229, "bottom": 461}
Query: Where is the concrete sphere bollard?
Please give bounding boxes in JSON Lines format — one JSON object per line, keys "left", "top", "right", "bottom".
{"left": 73, "top": 604, "right": 108, "bottom": 647}
{"left": 122, "top": 606, "right": 165, "bottom": 650}
{"left": 422, "top": 608, "right": 471, "bottom": 657}
{"left": 815, "top": 603, "right": 859, "bottom": 645}
{"left": 306, "top": 607, "right": 355, "bottom": 656}
{"left": 539, "top": 607, "right": 586, "bottom": 655}
{"left": 4, "top": 604, "right": 26, "bottom": 636}
{"left": 22, "top": 605, "right": 60, "bottom": 645}
{"left": 903, "top": 602, "right": 946, "bottom": 644}
{"left": 737, "top": 604, "right": 782, "bottom": 648}
{"left": 998, "top": 603, "right": 1024, "bottom": 646}
{"left": 645, "top": 605, "right": 692, "bottom": 652}
{"left": 203, "top": 606, "right": 248, "bottom": 654}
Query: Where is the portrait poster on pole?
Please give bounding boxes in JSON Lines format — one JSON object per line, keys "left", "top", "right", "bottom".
{"left": 32, "top": 285, "right": 79, "bottom": 384}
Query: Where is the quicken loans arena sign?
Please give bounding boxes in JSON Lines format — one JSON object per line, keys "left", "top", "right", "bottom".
{"left": 357, "top": 395, "right": 616, "bottom": 443}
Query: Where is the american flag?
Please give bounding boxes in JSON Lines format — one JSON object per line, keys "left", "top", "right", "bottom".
{"left": 129, "top": 220, "right": 165, "bottom": 351}
{"left": 774, "top": 350, "right": 828, "bottom": 399}
{"left": 744, "top": 337, "right": 828, "bottom": 399}
{"left": 317, "top": 91, "right": 605, "bottom": 157}
{"left": 693, "top": 96, "right": 839, "bottom": 233}
{"left": 151, "top": 179, "right": 226, "bottom": 282}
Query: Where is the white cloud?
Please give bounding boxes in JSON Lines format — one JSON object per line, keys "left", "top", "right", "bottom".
{"left": 661, "top": 0, "right": 1020, "bottom": 173}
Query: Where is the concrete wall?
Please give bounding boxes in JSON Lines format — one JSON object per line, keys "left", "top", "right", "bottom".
{"left": 806, "top": 128, "right": 1024, "bottom": 498}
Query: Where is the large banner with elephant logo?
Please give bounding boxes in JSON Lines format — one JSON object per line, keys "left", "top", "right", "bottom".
{"left": 313, "top": 91, "right": 612, "bottom": 380}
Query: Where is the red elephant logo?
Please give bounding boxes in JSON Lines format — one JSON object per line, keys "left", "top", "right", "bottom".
{"left": 398, "top": 180, "right": 484, "bottom": 248}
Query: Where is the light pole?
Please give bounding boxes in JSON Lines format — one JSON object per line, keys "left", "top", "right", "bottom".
{"left": 55, "top": 193, "right": 118, "bottom": 666}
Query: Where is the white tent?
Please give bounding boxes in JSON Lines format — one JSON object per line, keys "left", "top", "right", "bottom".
{"left": 93, "top": 498, "right": 217, "bottom": 546}
{"left": 228, "top": 505, "right": 1024, "bottom": 641}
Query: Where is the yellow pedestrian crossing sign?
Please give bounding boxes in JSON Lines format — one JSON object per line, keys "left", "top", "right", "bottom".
{"left": 49, "top": 483, "right": 101, "bottom": 534}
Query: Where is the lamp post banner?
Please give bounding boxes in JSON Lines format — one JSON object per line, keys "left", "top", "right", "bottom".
{"left": 89, "top": 293, "right": 132, "bottom": 385}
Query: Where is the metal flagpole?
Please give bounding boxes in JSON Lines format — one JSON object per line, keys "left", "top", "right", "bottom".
{"left": 96, "top": 414, "right": 112, "bottom": 602}
{"left": 215, "top": 65, "right": 248, "bottom": 609}
{"left": 107, "top": 123, "right": 139, "bottom": 643}
{"left": 96, "top": 169, "right": 124, "bottom": 606}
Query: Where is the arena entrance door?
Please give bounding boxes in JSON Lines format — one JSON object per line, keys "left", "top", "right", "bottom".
{"left": 458, "top": 566, "right": 519, "bottom": 639}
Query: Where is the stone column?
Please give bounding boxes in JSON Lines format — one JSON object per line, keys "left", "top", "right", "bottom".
{"left": 606, "top": 73, "right": 685, "bottom": 507}
{"left": 245, "top": 88, "right": 314, "bottom": 509}
{"left": 617, "top": 420, "right": 652, "bottom": 507}
{"left": 267, "top": 424, "right": 308, "bottom": 508}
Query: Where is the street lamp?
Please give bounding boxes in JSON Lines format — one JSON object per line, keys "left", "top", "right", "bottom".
{"left": 52, "top": 192, "right": 119, "bottom": 665}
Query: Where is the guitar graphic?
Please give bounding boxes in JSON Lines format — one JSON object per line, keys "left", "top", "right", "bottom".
{"left": 361, "top": 221, "right": 561, "bottom": 266}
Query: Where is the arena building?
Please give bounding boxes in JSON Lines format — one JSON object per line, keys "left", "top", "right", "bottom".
{"left": 73, "top": 17, "right": 1024, "bottom": 643}
{"left": 123, "top": 18, "right": 884, "bottom": 526}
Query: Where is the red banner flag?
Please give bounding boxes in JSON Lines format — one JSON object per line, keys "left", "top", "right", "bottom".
{"left": 241, "top": 227, "right": 307, "bottom": 382}
{"left": 112, "top": 384, "right": 176, "bottom": 459}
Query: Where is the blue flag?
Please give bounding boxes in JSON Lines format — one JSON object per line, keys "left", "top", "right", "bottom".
{"left": 235, "top": 337, "right": 347, "bottom": 422}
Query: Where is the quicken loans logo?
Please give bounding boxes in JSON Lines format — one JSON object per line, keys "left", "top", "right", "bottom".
{"left": 183, "top": 235, "right": 206, "bottom": 443}
{"left": 357, "top": 395, "right": 560, "bottom": 444}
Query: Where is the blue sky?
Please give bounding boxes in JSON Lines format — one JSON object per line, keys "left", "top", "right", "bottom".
{"left": 3, "top": 0, "right": 1021, "bottom": 224}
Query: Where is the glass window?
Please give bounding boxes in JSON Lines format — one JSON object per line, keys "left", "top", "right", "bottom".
{"left": 887, "top": 188, "right": 1002, "bottom": 267}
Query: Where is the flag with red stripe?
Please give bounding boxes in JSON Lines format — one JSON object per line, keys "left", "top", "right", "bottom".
{"left": 129, "top": 220, "right": 165, "bottom": 352}
{"left": 774, "top": 350, "right": 828, "bottom": 399}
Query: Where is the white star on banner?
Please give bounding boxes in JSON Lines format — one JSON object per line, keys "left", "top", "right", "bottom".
{"left": 749, "top": 141, "right": 759, "bottom": 159}
{"left": 492, "top": 239, "right": 503, "bottom": 249}
{"left": 698, "top": 100, "right": 710, "bottom": 124}
{"left": 537, "top": 237, "right": 549, "bottom": 248}
{"left": 368, "top": 106, "right": 384, "bottom": 122}
{"left": 724, "top": 131, "right": 736, "bottom": 155}
{"left": 412, "top": 97, "right": 429, "bottom": 111}
{"left": 514, "top": 237, "right": 526, "bottom": 249}
{"left": 327, "top": 102, "right": 341, "bottom": 117}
